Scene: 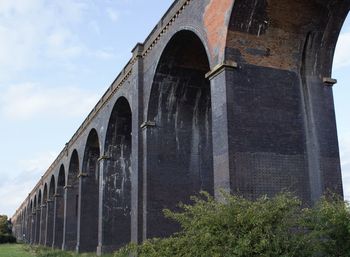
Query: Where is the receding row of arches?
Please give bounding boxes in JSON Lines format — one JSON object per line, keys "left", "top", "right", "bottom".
{"left": 11, "top": 0, "right": 350, "bottom": 248}
{"left": 13, "top": 30, "right": 215, "bottom": 253}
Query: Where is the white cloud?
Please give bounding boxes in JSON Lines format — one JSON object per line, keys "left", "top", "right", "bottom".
{"left": 0, "top": 83, "right": 99, "bottom": 121}
{"left": 18, "top": 152, "right": 57, "bottom": 176}
{"left": 89, "top": 20, "right": 101, "bottom": 34}
{"left": 0, "top": 19, "right": 40, "bottom": 72}
{"left": 106, "top": 8, "right": 119, "bottom": 22}
{"left": 0, "top": 183, "right": 36, "bottom": 217}
{"left": 0, "top": 0, "right": 90, "bottom": 81}
{"left": 0, "top": 0, "right": 124, "bottom": 84}
{"left": 94, "top": 49, "right": 115, "bottom": 59}
{"left": 0, "top": 0, "right": 41, "bottom": 15}
{"left": 0, "top": 151, "right": 57, "bottom": 216}
{"left": 46, "top": 28, "right": 85, "bottom": 60}
{"left": 334, "top": 32, "right": 350, "bottom": 70}
{"left": 47, "top": 29, "right": 72, "bottom": 48}
{"left": 48, "top": 0, "right": 88, "bottom": 24}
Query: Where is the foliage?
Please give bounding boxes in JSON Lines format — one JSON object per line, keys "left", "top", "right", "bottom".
{"left": 302, "top": 195, "right": 350, "bottom": 257}
{"left": 26, "top": 245, "right": 75, "bottom": 257}
{"left": 24, "top": 245, "right": 114, "bottom": 257}
{"left": 114, "top": 192, "right": 350, "bottom": 257}
{"left": 0, "top": 234, "right": 16, "bottom": 244}
{"left": 0, "top": 215, "right": 16, "bottom": 244}
{"left": 0, "top": 216, "right": 11, "bottom": 235}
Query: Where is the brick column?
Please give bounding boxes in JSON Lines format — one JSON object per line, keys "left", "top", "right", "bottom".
{"left": 35, "top": 208, "right": 41, "bottom": 244}
{"left": 62, "top": 185, "right": 77, "bottom": 251}
{"left": 52, "top": 193, "right": 64, "bottom": 249}
{"left": 207, "top": 62, "right": 237, "bottom": 198}
{"left": 45, "top": 200, "right": 54, "bottom": 246}
{"left": 39, "top": 204, "right": 47, "bottom": 245}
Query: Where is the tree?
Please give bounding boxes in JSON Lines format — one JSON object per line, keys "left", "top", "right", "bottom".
{"left": 0, "top": 215, "right": 16, "bottom": 244}
{"left": 0, "top": 215, "right": 11, "bottom": 235}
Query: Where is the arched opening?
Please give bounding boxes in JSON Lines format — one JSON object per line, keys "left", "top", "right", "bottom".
{"left": 54, "top": 165, "right": 65, "bottom": 249}
{"left": 23, "top": 210, "right": 26, "bottom": 238}
{"left": 30, "top": 200, "right": 34, "bottom": 244}
{"left": 147, "top": 30, "right": 214, "bottom": 238}
{"left": 40, "top": 184, "right": 48, "bottom": 244}
{"left": 23, "top": 207, "right": 27, "bottom": 242}
{"left": 22, "top": 210, "right": 26, "bottom": 239}
{"left": 26, "top": 204, "right": 30, "bottom": 243}
{"left": 19, "top": 211, "right": 24, "bottom": 240}
{"left": 103, "top": 97, "right": 132, "bottom": 250}
{"left": 26, "top": 206, "right": 29, "bottom": 239}
{"left": 64, "top": 151, "right": 79, "bottom": 250}
{"left": 33, "top": 196, "right": 37, "bottom": 244}
{"left": 22, "top": 206, "right": 27, "bottom": 242}
{"left": 36, "top": 190, "right": 42, "bottom": 244}
{"left": 46, "top": 175, "right": 55, "bottom": 246}
{"left": 78, "top": 129, "right": 100, "bottom": 252}
{"left": 334, "top": 13, "right": 350, "bottom": 201}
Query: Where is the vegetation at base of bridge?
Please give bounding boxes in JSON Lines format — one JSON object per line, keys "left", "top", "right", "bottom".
{"left": 0, "top": 215, "right": 16, "bottom": 244}
{"left": 0, "top": 244, "right": 31, "bottom": 257}
{"left": 0, "top": 244, "right": 114, "bottom": 257}
{"left": 25, "top": 245, "right": 114, "bottom": 257}
{"left": 114, "top": 192, "right": 350, "bottom": 257}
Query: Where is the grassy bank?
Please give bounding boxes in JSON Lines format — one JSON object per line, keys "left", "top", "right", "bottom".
{"left": 0, "top": 244, "right": 32, "bottom": 257}
{"left": 0, "top": 244, "right": 113, "bottom": 257}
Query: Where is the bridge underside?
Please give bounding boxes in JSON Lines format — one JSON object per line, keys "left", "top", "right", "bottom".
{"left": 12, "top": 0, "right": 350, "bottom": 255}
{"left": 223, "top": 0, "right": 349, "bottom": 203}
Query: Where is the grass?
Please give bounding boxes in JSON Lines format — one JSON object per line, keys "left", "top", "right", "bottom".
{"left": 0, "top": 244, "right": 33, "bottom": 257}
{"left": 0, "top": 244, "right": 114, "bottom": 257}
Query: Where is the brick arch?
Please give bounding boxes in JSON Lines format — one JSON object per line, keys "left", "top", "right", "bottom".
{"left": 53, "top": 165, "right": 65, "bottom": 249}
{"left": 40, "top": 183, "right": 48, "bottom": 244}
{"left": 146, "top": 29, "right": 214, "bottom": 239}
{"left": 43, "top": 184, "right": 48, "bottom": 204}
{"left": 77, "top": 129, "right": 100, "bottom": 252}
{"left": 63, "top": 151, "right": 79, "bottom": 250}
{"left": 102, "top": 96, "right": 132, "bottom": 251}
{"left": 32, "top": 197, "right": 36, "bottom": 212}
{"left": 34, "top": 190, "right": 42, "bottom": 244}
{"left": 38, "top": 190, "right": 42, "bottom": 206}
{"left": 225, "top": 0, "right": 350, "bottom": 72}
{"left": 49, "top": 175, "right": 55, "bottom": 200}
{"left": 45, "top": 175, "right": 56, "bottom": 247}
{"left": 221, "top": 0, "right": 350, "bottom": 203}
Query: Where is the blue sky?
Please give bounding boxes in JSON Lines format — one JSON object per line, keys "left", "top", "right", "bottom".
{"left": 333, "top": 15, "right": 350, "bottom": 204}
{"left": 0, "top": 1, "right": 349, "bottom": 217}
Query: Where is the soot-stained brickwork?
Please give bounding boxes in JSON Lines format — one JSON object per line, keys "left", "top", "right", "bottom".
{"left": 12, "top": 0, "right": 349, "bottom": 255}
{"left": 146, "top": 31, "right": 214, "bottom": 239}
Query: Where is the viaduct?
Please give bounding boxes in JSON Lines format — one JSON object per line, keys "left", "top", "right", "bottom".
{"left": 11, "top": 0, "right": 350, "bottom": 254}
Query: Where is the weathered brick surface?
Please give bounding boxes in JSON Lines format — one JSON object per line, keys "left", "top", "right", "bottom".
{"left": 11, "top": 0, "right": 349, "bottom": 254}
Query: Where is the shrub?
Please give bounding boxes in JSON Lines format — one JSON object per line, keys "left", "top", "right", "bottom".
{"left": 302, "top": 195, "right": 350, "bottom": 256}
{"left": 114, "top": 192, "right": 350, "bottom": 257}
{"left": 0, "top": 233, "right": 17, "bottom": 244}
{"left": 0, "top": 214, "right": 16, "bottom": 244}
{"left": 24, "top": 244, "right": 114, "bottom": 257}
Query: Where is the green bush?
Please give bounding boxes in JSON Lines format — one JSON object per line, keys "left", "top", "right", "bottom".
{"left": 0, "top": 233, "right": 17, "bottom": 244}
{"left": 0, "top": 215, "right": 12, "bottom": 236}
{"left": 302, "top": 195, "right": 350, "bottom": 256}
{"left": 0, "top": 214, "right": 16, "bottom": 244}
{"left": 28, "top": 245, "right": 75, "bottom": 257}
{"left": 24, "top": 244, "right": 114, "bottom": 257}
{"left": 114, "top": 192, "right": 350, "bottom": 257}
